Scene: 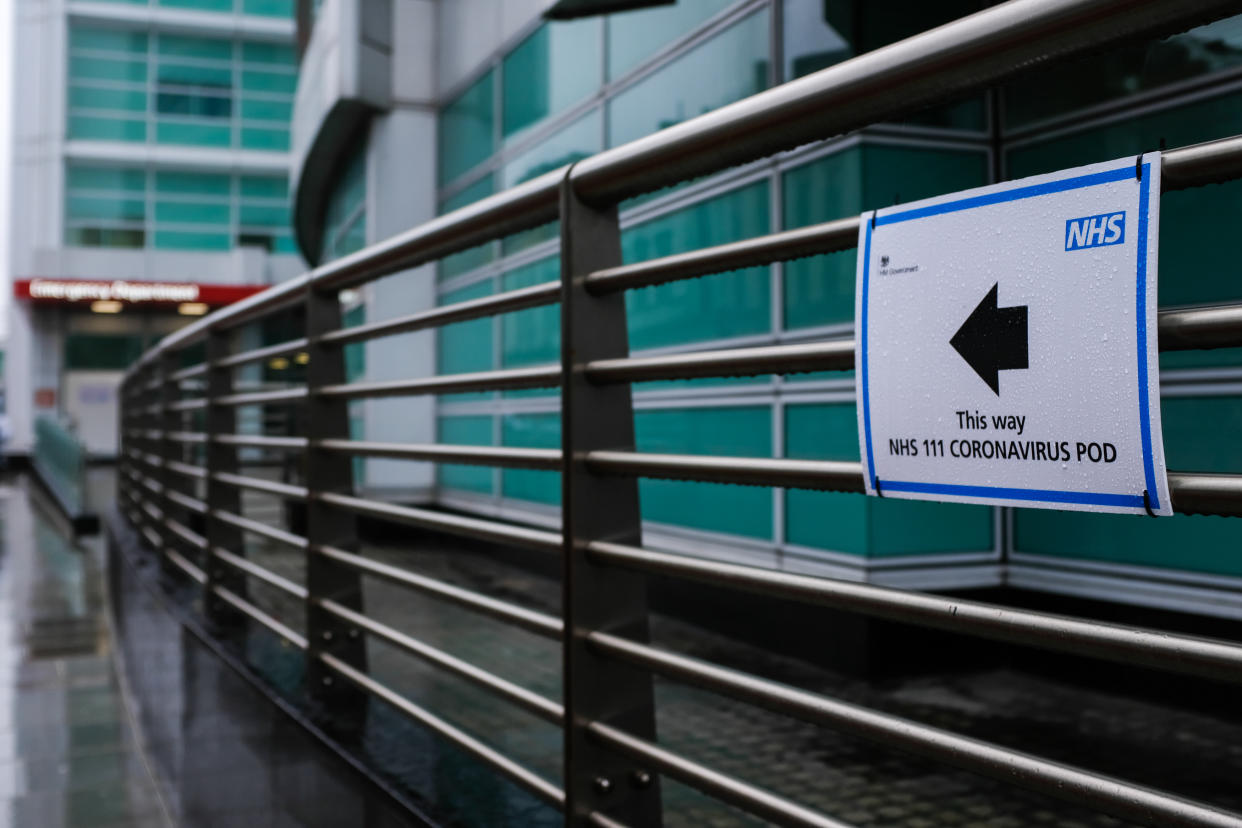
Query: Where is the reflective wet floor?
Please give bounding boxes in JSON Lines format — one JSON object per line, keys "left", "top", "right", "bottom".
{"left": 0, "top": 471, "right": 169, "bottom": 828}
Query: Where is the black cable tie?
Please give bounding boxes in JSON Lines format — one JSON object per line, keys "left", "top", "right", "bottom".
{"left": 870, "top": 211, "right": 877, "bottom": 229}
{"left": 1135, "top": 154, "right": 1143, "bottom": 181}
{"left": 1142, "top": 488, "right": 1156, "bottom": 518}
{"left": 874, "top": 477, "right": 884, "bottom": 497}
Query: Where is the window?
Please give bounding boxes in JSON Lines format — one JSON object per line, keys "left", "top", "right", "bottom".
{"left": 502, "top": 19, "right": 601, "bottom": 142}
{"left": 438, "top": 72, "right": 495, "bottom": 188}
{"left": 64, "top": 163, "right": 296, "bottom": 253}
{"left": 67, "top": 24, "right": 296, "bottom": 150}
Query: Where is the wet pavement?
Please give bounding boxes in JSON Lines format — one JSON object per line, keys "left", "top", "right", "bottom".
{"left": 0, "top": 470, "right": 168, "bottom": 828}
{"left": 220, "top": 481, "right": 1242, "bottom": 828}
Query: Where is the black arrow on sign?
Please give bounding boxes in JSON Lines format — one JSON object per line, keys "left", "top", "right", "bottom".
{"left": 950, "top": 283, "right": 1028, "bottom": 396}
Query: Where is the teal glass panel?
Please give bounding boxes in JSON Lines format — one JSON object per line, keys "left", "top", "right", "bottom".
{"left": 503, "top": 109, "right": 601, "bottom": 188}
{"left": 606, "top": 0, "right": 735, "bottom": 81}
{"left": 158, "top": 62, "right": 232, "bottom": 87}
{"left": 608, "top": 10, "right": 770, "bottom": 147}
{"left": 1005, "top": 15, "right": 1242, "bottom": 129}
{"left": 342, "top": 304, "right": 366, "bottom": 382}
{"left": 502, "top": 19, "right": 601, "bottom": 141}
{"left": 240, "top": 176, "right": 288, "bottom": 199}
{"left": 1007, "top": 89, "right": 1242, "bottom": 368}
{"left": 438, "top": 71, "right": 494, "bottom": 186}
{"left": 155, "top": 121, "right": 231, "bottom": 146}
{"left": 69, "top": 56, "right": 147, "bottom": 83}
{"left": 241, "top": 98, "right": 293, "bottom": 121}
{"left": 273, "top": 235, "right": 299, "bottom": 254}
{"left": 65, "top": 227, "right": 145, "bottom": 248}
{"left": 1014, "top": 395, "right": 1242, "bottom": 576}
{"left": 502, "top": 414, "right": 560, "bottom": 504}
{"left": 241, "top": 69, "right": 297, "bottom": 94}
{"left": 501, "top": 257, "right": 560, "bottom": 368}
{"left": 239, "top": 203, "right": 289, "bottom": 227}
{"left": 784, "top": 403, "right": 992, "bottom": 556}
{"left": 320, "top": 139, "right": 367, "bottom": 262}
{"left": 68, "top": 116, "right": 147, "bottom": 141}
{"left": 69, "top": 27, "right": 148, "bottom": 53}
{"left": 68, "top": 167, "right": 146, "bottom": 192}
{"left": 157, "top": 34, "right": 232, "bottom": 60}
{"left": 782, "top": 144, "right": 988, "bottom": 330}
{"left": 241, "top": 42, "right": 296, "bottom": 65}
{"left": 635, "top": 407, "right": 772, "bottom": 539}
{"left": 438, "top": 416, "right": 495, "bottom": 494}
{"left": 243, "top": 0, "right": 294, "bottom": 16}
{"left": 438, "top": 175, "right": 495, "bottom": 281}
{"left": 621, "top": 181, "right": 770, "bottom": 351}
{"left": 241, "top": 126, "right": 290, "bottom": 150}
{"left": 159, "top": 0, "right": 233, "bottom": 11}
{"left": 781, "top": 0, "right": 985, "bottom": 130}
{"left": 155, "top": 170, "right": 230, "bottom": 195}
{"left": 438, "top": 281, "right": 495, "bottom": 404}
{"left": 155, "top": 200, "right": 230, "bottom": 224}
{"left": 67, "top": 196, "right": 145, "bottom": 222}
{"left": 154, "top": 230, "right": 231, "bottom": 250}
{"left": 69, "top": 85, "right": 146, "bottom": 112}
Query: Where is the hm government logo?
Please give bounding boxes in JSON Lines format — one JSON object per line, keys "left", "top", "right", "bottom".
{"left": 877, "top": 253, "right": 918, "bottom": 276}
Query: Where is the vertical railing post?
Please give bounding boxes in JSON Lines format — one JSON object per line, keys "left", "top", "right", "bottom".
{"left": 156, "top": 351, "right": 182, "bottom": 579}
{"left": 118, "top": 377, "right": 132, "bottom": 520}
{"left": 559, "top": 170, "right": 663, "bottom": 826}
{"left": 303, "top": 285, "right": 368, "bottom": 726}
{"left": 137, "top": 363, "right": 158, "bottom": 543}
{"left": 203, "top": 330, "right": 247, "bottom": 628}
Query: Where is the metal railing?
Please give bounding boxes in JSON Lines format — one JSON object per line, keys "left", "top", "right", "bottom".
{"left": 116, "top": 1, "right": 1242, "bottom": 825}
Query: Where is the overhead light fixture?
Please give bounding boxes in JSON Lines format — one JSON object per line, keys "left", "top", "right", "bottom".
{"left": 269, "top": 357, "right": 290, "bottom": 370}
{"left": 90, "top": 300, "right": 123, "bottom": 314}
{"left": 178, "top": 302, "right": 209, "bottom": 316}
{"left": 295, "top": 352, "right": 310, "bottom": 365}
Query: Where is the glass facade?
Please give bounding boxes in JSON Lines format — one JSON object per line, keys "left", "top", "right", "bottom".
{"left": 65, "top": 164, "right": 295, "bottom": 253}
{"left": 85, "top": 0, "right": 293, "bottom": 17}
{"left": 322, "top": 0, "right": 1242, "bottom": 590}
{"left": 67, "top": 25, "right": 297, "bottom": 150}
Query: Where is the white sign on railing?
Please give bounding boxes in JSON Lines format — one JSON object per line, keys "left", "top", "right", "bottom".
{"left": 854, "top": 153, "right": 1170, "bottom": 515}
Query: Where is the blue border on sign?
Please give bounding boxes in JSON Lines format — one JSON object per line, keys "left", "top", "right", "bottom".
{"left": 861, "top": 162, "right": 1156, "bottom": 511}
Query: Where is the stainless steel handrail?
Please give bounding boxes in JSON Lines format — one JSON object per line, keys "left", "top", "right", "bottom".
{"left": 316, "top": 439, "right": 561, "bottom": 470}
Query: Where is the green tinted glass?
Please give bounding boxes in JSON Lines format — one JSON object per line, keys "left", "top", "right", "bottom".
{"left": 158, "top": 34, "right": 232, "bottom": 60}
{"left": 502, "top": 109, "right": 601, "bottom": 189}
{"left": 438, "top": 175, "right": 495, "bottom": 281}
{"left": 243, "top": 0, "right": 295, "bottom": 16}
{"left": 438, "top": 281, "right": 495, "bottom": 405}
{"left": 155, "top": 170, "right": 231, "bottom": 195}
{"left": 439, "top": 416, "right": 495, "bottom": 494}
{"left": 607, "top": 0, "right": 734, "bottom": 80}
{"left": 69, "top": 85, "right": 146, "bottom": 112}
{"left": 67, "top": 196, "right": 145, "bottom": 221}
{"left": 68, "top": 117, "right": 147, "bottom": 141}
{"left": 502, "top": 414, "right": 560, "bottom": 503}
{"left": 501, "top": 258, "right": 560, "bottom": 368}
{"left": 155, "top": 200, "right": 230, "bottom": 225}
{"left": 241, "top": 41, "right": 296, "bottom": 65}
{"left": 622, "top": 180, "right": 770, "bottom": 350}
{"left": 154, "top": 230, "right": 231, "bottom": 249}
{"left": 608, "top": 10, "right": 770, "bottom": 147}
{"left": 69, "top": 56, "right": 147, "bottom": 83}
{"left": 240, "top": 176, "right": 288, "bottom": 199}
{"left": 438, "top": 71, "right": 495, "bottom": 186}
{"left": 636, "top": 406, "right": 773, "bottom": 539}
{"left": 502, "top": 19, "right": 601, "bottom": 140}
{"left": 70, "top": 27, "right": 148, "bottom": 53}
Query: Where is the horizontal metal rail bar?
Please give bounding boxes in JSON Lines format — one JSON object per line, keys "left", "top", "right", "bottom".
{"left": 570, "top": 0, "right": 1242, "bottom": 205}
{"left": 214, "top": 547, "right": 308, "bottom": 600}
{"left": 586, "top": 453, "right": 1242, "bottom": 516}
{"left": 212, "top": 509, "right": 307, "bottom": 549}
{"left": 166, "top": 431, "right": 207, "bottom": 443}
{"left": 153, "top": 274, "right": 309, "bottom": 357}
{"left": 316, "top": 493, "right": 562, "bottom": 553}
{"left": 166, "top": 518, "right": 207, "bottom": 550}
{"left": 165, "top": 489, "right": 207, "bottom": 515}
{"left": 319, "top": 652, "right": 565, "bottom": 807}
{"left": 587, "top": 451, "right": 865, "bottom": 492}
{"left": 167, "top": 398, "right": 207, "bottom": 412}
{"left": 316, "top": 365, "right": 561, "bottom": 400}
{"left": 591, "top": 632, "right": 1242, "bottom": 828}
{"left": 1162, "top": 134, "right": 1242, "bottom": 191}
{"left": 319, "top": 281, "right": 561, "bottom": 347}
{"left": 314, "top": 545, "right": 562, "bottom": 638}
{"left": 169, "top": 363, "right": 208, "bottom": 381}
{"left": 587, "top": 340, "right": 853, "bottom": 384}
{"left": 167, "top": 548, "right": 207, "bottom": 584}
{"left": 215, "top": 337, "right": 310, "bottom": 369}
{"left": 588, "top": 814, "right": 630, "bottom": 828}
{"left": 215, "top": 434, "right": 309, "bottom": 449}
{"left": 590, "top": 542, "right": 1242, "bottom": 684}
{"left": 212, "top": 472, "right": 309, "bottom": 499}
{"left": 587, "top": 217, "right": 858, "bottom": 295}
{"left": 141, "top": 525, "right": 162, "bottom": 550}
{"left": 584, "top": 305, "right": 1242, "bottom": 386}
{"left": 317, "top": 598, "right": 563, "bottom": 724}
{"left": 165, "top": 460, "right": 207, "bottom": 480}
{"left": 316, "top": 439, "right": 561, "bottom": 471}
{"left": 214, "top": 388, "right": 308, "bottom": 407}
{"left": 214, "top": 585, "right": 308, "bottom": 649}
{"left": 588, "top": 720, "right": 848, "bottom": 828}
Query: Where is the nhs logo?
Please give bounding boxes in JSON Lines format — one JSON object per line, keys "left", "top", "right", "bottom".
{"left": 1065, "top": 211, "right": 1125, "bottom": 251}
